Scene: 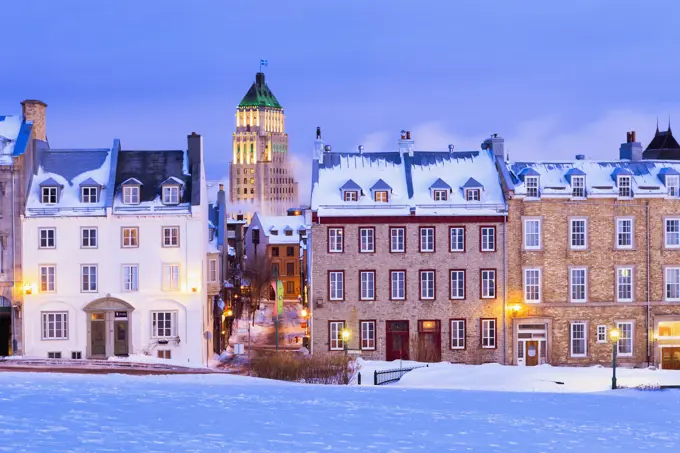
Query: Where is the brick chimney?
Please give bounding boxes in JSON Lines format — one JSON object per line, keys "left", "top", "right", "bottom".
{"left": 398, "top": 130, "right": 414, "bottom": 156}
{"left": 619, "top": 130, "right": 642, "bottom": 160}
{"left": 21, "top": 99, "right": 47, "bottom": 142}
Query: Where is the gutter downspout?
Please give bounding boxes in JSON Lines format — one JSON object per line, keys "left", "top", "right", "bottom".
{"left": 10, "top": 168, "right": 17, "bottom": 355}
{"left": 502, "top": 211, "right": 507, "bottom": 365}
{"left": 646, "top": 201, "right": 651, "bottom": 367}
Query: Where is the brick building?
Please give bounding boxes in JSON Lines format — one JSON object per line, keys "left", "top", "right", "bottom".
{"left": 496, "top": 130, "right": 680, "bottom": 369}
{"left": 310, "top": 129, "right": 508, "bottom": 363}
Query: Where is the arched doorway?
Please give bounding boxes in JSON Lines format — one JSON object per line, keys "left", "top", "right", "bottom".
{"left": 0, "top": 297, "right": 11, "bottom": 357}
{"left": 83, "top": 297, "right": 134, "bottom": 359}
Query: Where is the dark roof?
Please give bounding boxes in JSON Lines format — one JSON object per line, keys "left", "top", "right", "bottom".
{"left": 429, "top": 178, "right": 452, "bottom": 190}
{"left": 340, "top": 179, "right": 362, "bottom": 191}
{"left": 370, "top": 179, "right": 392, "bottom": 191}
{"left": 643, "top": 127, "right": 680, "bottom": 160}
{"left": 42, "top": 149, "right": 109, "bottom": 183}
{"left": 40, "top": 177, "right": 62, "bottom": 187}
{"left": 239, "top": 72, "right": 282, "bottom": 109}
{"left": 462, "top": 177, "right": 483, "bottom": 188}
{"left": 80, "top": 177, "right": 102, "bottom": 187}
{"left": 115, "top": 150, "right": 191, "bottom": 203}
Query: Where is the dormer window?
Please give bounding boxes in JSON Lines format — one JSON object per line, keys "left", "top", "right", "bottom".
{"left": 617, "top": 175, "right": 632, "bottom": 198}
{"left": 525, "top": 176, "right": 539, "bottom": 198}
{"left": 343, "top": 191, "right": 358, "bottom": 201}
{"left": 433, "top": 190, "right": 448, "bottom": 201}
{"left": 285, "top": 230, "right": 293, "bottom": 237}
{"left": 374, "top": 191, "right": 388, "bottom": 202}
{"left": 667, "top": 175, "right": 680, "bottom": 197}
{"left": 81, "top": 187, "right": 98, "bottom": 204}
{"left": 42, "top": 187, "right": 58, "bottom": 204}
{"left": 465, "top": 189, "right": 480, "bottom": 201}
{"left": 162, "top": 185, "right": 180, "bottom": 204}
{"left": 572, "top": 176, "right": 586, "bottom": 198}
{"left": 270, "top": 229, "right": 278, "bottom": 236}
{"left": 123, "top": 186, "right": 140, "bottom": 204}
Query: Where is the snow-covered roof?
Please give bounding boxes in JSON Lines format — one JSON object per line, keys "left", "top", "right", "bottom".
{"left": 161, "top": 176, "right": 185, "bottom": 186}
{"left": 121, "top": 177, "right": 143, "bottom": 186}
{"left": 504, "top": 160, "right": 680, "bottom": 198}
{"left": 248, "top": 212, "right": 309, "bottom": 244}
{"left": 0, "top": 115, "right": 32, "bottom": 165}
{"left": 312, "top": 147, "right": 507, "bottom": 217}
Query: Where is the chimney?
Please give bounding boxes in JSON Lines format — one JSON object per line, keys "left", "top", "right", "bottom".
{"left": 322, "top": 144, "right": 333, "bottom": 167}
{"left": 398, "top": 130, "right": 414, "bottom": 156}
{"left": 256, "top": 72, "right": 265, "bottom": 87}
{"left": 481, "top": 134, "right": 505, "bottom": 158}
{"left": 313, "top": 126, "right": 324, "bottom": 161}
{"left": 448, "top": 144, "right": 454, "bottom": 153}
{"left": 575, "top": 154, "right": 585, "bottom": 160}
{"left": 21, "top": 99, "right": 47, "bottom": 142}
{"left": 217, "top": 184, "right": 226, "bottom": 246}
{"left": 187, "top": 132, "right": 203, "bottom": 205}
{"left": 358, "top": 145, "right": 364, "bottom": 154}
{"left": 619, "top": 130, "right": 643, "bottom": 160}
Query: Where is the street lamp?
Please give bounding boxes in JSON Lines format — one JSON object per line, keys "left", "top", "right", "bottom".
{"left": 610, "top": 328, "right": 620, "bottom": 390}
{"left": 300, "top": 308, "right": 308, "bottom": 318}
{"left": 341, "top": 328, "right": 350, "bottom": 356}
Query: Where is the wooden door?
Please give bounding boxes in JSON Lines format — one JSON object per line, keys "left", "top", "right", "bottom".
{"left": 525, "top": 341, "right": 539, "bottom": 366}
{"left": 662, "top": 347, "right": 680, "bottom": 370}
{"left": 114, "top": 320, "right": 129, "bottom": 356}
{"left": 386, "top": 321, "right": 409, "bottom": 361}
{"left": 91, "top": 316, "right": 106, "bottom": 357}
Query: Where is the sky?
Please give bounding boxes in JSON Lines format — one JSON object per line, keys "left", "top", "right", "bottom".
{"left": 1, "top": 0, "right": 679, "bottom": 201}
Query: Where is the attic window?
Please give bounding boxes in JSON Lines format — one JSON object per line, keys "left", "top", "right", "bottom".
{"left": 285, "top": 230, "right": 293, "bottom": 237}
{"left": 42, "top": 187, "right": 58, "bottom": 204}
{"left": 271, "top": 229, "right": 278, "bottom": 236}
{"left": 617, "top": 175, "right": 632, "bottom": 198}
{"left": 81, "top": 187, "right": 98, "bottom": 204}
{"left": 667, "top": 175, "right": 680, "bottom": 197}
{"left": 123, "top": 186, "right": 140, "bottom": 205}
{"left": 572, "top": 176, "right": 586, "bottom": 198}
{"left": 162, "top": 186, "right": 180, "bottom": 205}
{"left": 374, "top": 191, "right": 389, "bottom": 202}
{"left": 343, "top": 191, "right": 358, "bottom": 202}
{"left": 465, "top": 189, "right": 480, "bottom": 201}
{"left": 433, "top": 190, "right": 448, "bottom": 201}
{"left": 525, "top": 176, "right": 539, "bottom": 198}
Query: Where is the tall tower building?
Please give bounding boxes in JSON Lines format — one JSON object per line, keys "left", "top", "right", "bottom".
{"left": 229, "top": 72, "right": 299, "bottom": 219}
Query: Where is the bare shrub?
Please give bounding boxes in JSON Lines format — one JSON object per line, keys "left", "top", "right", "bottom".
{"left": 251, "top": 354, "right": 353, "bottom": 385}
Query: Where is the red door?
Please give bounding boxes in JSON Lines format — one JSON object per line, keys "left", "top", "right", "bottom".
{"left": 386, "top": 321, "right": 409, "bottom": 361}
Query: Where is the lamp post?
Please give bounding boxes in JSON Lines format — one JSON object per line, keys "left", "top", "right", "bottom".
{"left": 341, "top": 328, "right": 350, "bottom": 356}
{"left": 610, "top": 328, "right": 620, "bottom": 390}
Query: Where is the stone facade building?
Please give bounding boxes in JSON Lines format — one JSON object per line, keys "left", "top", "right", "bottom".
{"left": 310, "top": 130, "right": 508, "bottom": 363}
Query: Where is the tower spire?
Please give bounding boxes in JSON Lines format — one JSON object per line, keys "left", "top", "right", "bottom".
{"left": 669, "top": 114, "right": 673, "bottom": 135}
{"left": 656, "top": 117, "right": 660, "bottom": 134}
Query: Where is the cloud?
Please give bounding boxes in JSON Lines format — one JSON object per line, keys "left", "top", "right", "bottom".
{"left": 289, "top": 153, "right": 312, "bottom": 206}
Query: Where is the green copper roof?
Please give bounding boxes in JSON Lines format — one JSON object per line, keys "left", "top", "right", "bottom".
{"left": 238, "top": 72, "right": 282, "bottom": 109}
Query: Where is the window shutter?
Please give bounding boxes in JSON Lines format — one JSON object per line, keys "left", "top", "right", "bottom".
{"left": 172, "top": 311, "right": 178, "bottom": 337}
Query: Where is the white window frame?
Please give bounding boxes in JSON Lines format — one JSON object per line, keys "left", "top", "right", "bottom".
{"left": 152, "top": 311, "right": 178, "bottom": 338}
{"left": 360, "top": 271, "right": 375, "bottom": 301}
{"left": 433, "top": 190, "right": 448, "bottom": 201}
{"left": 616, "top": 267, "right": 633, "bottom": 302}
{"left": 420, "top": 270, "right": 435, "bottom": 300}
{"left": 41, "top": 312, "right": 68, "bottom": 340}
{"left": 665, "top": 267, "right": 680, "bottom": 301}
{"left": 122, "top": 264, "right": 139, "bottom": 292}
{"left": 525, "top": 176, "right": 539, "bottom": 198}
{"left": 81, "top": 227, "right": 97, "bottom": 249}
{"left": 329, "top": 271, "right": 344, "bottom": 301}
{"left": 328, "top": 228, "right": 343, "bottom": 253}
{"left": 390, "top": 271, "right": 405, "bottom": 300}
{"left": 465, "top": 189, "right": 480, "bottom": 201}
{"left": 450, "top": 227, "right": 465, "bottom": 252}
{"left": 343, "top": 190, "right": 358, "bottom": 202}
{"left": 41, "top": 186, "right": 58, "bottom": 204}
{"left": 162, "top": 263, "right": 180, "bottom": 291}
{"left": 523, "top": 268, "right": 541, "bottom": 303}
{"left": 122, "top": 227, "right": 139, "bottom": 248}
{"left": 359, "top": 228, "right": 375, "bottom": 253}
{"left": 596, "top": 325, "right": 607, "bottom": 344}
{"left": 617, "top": 175, "right": 632, "bottom": 198}
{"left": 162, "top": 185, "right": 180, "bottom": 204}
{"left": 81, "top": 186, "right": 98, "bottom": 204}
{"left": 570, "top": 267, "right": 587, "bottom": 303}
{"left": 209, "top": 259, "right": 217, "bottom": 282}
{"left": 40, "top": 265, "right": 56, "bottom": 292}
{"left": 665, "top": 218, "right": 680, "bottom": 249}
{"left": 481, "top": 319, "right": 496, "bottom": 349}
{"left": 38, "top": 228, "right": 56, "bottom": 249}
{"left": 390, "top": 227, "right": 405, "bottom": 253}
{"left": 450, "top": 270, "right": 465, "bottom": 300}
{"left": 571, "top": 175, "right": 586, "bottom": 198}
{"left": 80, "top": 264, "right": 98, "bottom": 293}
{"left": 615, "top": 218, "right": 634, "bottom": 249}
{"left": 360, "top": 321, "right": 376, "bottom": 350}
{"left": 616, "top": 321, "right": 633, "bottom": 357}
{"left": 329, "top": 321, "right": 345, "bottom": 351}
{"left": 569, "top": 218, "right": 587, "bottom": 250}
{"left": 122, "top": 185, "right": 140, "bottom": 205}
{"left": 667, "top": 175, "right": 680, "bottom": 197}
{"left": 162, "top": 226, "right": 180, "bottom": 247}
{"left": 451, "top": 319, "right": 465, "bottom": 350}
{"left": 481, "top": 227, "right": 495, "bottom": 252}
{"left": 481, "top": 270, "right": 496, "bottom": 299}
{"left": 570, "top": 322, "right": 587, "bottom": 358}
{"left": 419, "top": 227, "right": 435, "bottom": 252}
{"left": 523, "top": 218, "right": 541, "bottom": 250}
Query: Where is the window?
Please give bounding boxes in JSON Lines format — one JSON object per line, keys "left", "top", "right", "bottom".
{"left": 616, "top": 218, "right": 633, "bottom": 249}
{"left": 465, "top": 189, "right": 480, "bottom": 201}
{"left": 570, "top": 268, "right": 587, "bottom": 302}
{"left": 481, "top": 270, "right": 496, "bottom": 299}
{"left": 524, "top": 268, "right": 541, "bottom": 303}
{"left": 157, "top": 350, "right": 171, "bottom": 359}
{"left": 665, "top": 219, "right": 680, "bottom": 248}
{"left": 390, "top": 227, "right": 405, "bottom": 253}
{"left": 569, "top": 219, "right": 587, "bottom": 250}
{"left": 665, "top": 268, "right": 680, "bottom": 301}
{"left": 81, "top": 186, "right": 98, "bottom": 203}
{"left": 285, "top": 262, "right": 294, "bottom": 276}
{"left": 616, "top": 267, "right": 633, "bottom": 302}
{"left": 450, "top": 270, "right": 465, "bottom": 299}
{"left": 480, "top": 227, "right": 495, "bottom": 252}
{"left": 40, "top": 265, "right": 55, "bottom": 292}
{"left": 420, "top": 270, "right": 435, "bottom": 300}
{"left": 286, "top": 281, "right": 295, "bottom": 294}
{"left": 122, "top": 264, "right": 139, "bottom": 291}
{"left": 360, "top": 321, "right": 376, "bottom": 350}
{"left": 360, "top": 271, "right": 375, "bottom": 300}
{"left": 523, "top": 219, "right": 541, "bottom": 250}
{"left": 328, "top": 228, "right": 343, "bottom": 253}
{"left": 570, "top": 322, "right": 587, "bottom": 357}
{"left": 374, "top": 191, "right": 388, "bottom": 202}
{"left": 572, "top": 176, "right": 585, "bottom": 198}
{"left": 271, "top": 247, "right": 280, "bottom": 257}
{"left": 617, "top": 322, "right": 633, "bottom": 356}
{"left": 433, "top": 190, "right": 448, "bottom": 201}
{"left": 419, "top": 227, "right": 435, "bottom": 252}
{"left": 81, "top": 228, "right": 97, "bottom": 248}
{"left": 667, "top": 175, "right": 680, "bottom": 197}
{"left": 525, "top": 176, "right": 539, "bottom": 197}
{"left": 329, "top": 321, "right": 345, "bottom": 351}
{"left": 81, "top": 265, "right": 98, "bottom": 292}
{"left": 286, "top": 246, "right": 295, "bottom": 257}
{"left": 481, "top": 319, "right": 496, "bottom": 348}
{"left": 152, "top": 311, "right": 177, "bottom": 338}
{"left": 390, "top": 271, "right": 405, "bottom": 300}
{"left": 122, "top": 227, "right": 139, "bottom": 248}
{"left": 329, "top": 271, "right": 344, "bottom": 300}
{"left": 209, "top": 259, "right": 217, "bottom": 282}
{"left": 162, "top": 264, "right": 180, "bottom": 291}
{"left": 343, "top": 191, "right": 358, "bottom": 201}
{"left": 450, "top": 227, "right": 465, "bottom": 252}
{"left": 162, "top": 185, "right": 180, "bottom": 204}
{"left": 41, "top": 187, "right": 58, "bottom": 204}
{"left": 597, "top": 325, "right": 607, "bottom": 343}
{"left": 617, "top": 175, "right": 632, "bottom": 198}
{"left": 39, "top": 228, "right": 56, "bottom": 249}
{"left": 162, "top": 226, "right": 179, "bottom": 247}
{"left": 41, "top": 312, "right": 68, "bottom": 340}
{"left": 451, "top": 320, "right": 465, "bottom": 349}
{"left": 122, "top": 186, "right": 140, "bottom": 204}
{"left": 359, "top": 228, "right": 375, "bottom": 253}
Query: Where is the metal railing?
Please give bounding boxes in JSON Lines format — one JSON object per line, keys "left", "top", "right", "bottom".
{"left": 366, "top": 364, "right": 429, "bottom": 386}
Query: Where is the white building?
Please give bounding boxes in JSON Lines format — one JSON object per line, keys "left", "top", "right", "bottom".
{"left": 21, "top": 133, "right": 210, "bottom": 365}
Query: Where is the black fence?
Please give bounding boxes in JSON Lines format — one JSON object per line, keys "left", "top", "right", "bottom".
{"left": 357, "top": 364, "right": 429, "bottom": 386}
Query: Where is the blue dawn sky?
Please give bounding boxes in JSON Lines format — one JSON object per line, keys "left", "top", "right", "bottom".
{"left": 1, "top": 0, "right": 679, "bottom": 198}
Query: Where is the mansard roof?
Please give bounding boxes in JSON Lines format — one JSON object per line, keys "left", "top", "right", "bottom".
{"left": 239, "top": 72, "right": 282, "bottom": 109}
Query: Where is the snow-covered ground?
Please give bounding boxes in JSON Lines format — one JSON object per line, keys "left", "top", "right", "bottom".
{"left": 0, "top": 369, "right": 679, "bottom": 452}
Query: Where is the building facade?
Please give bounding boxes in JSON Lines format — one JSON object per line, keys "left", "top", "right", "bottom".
{"left": 310, "top": 130, "right": 508, "bottom": 363}
{"left": 229, "top": 72, "right": 299, "bottom": 219}
{"left": 21, "top": 133, "right": 211, "bottom": 365}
